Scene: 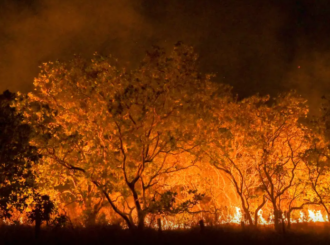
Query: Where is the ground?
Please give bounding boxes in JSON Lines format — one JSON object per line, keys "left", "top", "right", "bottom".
{"left": 0, "top": 224, "right": 330, "bottom": 245}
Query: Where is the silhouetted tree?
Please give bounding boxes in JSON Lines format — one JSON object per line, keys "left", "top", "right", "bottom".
{"left": 0, "top": 90, "right": 40, "bottom": 219}
{"left": 27, "top": 194, "right": 55, "bottom": 238}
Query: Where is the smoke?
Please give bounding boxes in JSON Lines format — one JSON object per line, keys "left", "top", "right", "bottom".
{"left": 0, "top": 0, "right": 151, "bottom": 92}
{"left": 1, "top": 0, "right": 330, "bottom": 112}
{"left": 141, "top": 0, "right": 330, "bottom": 111}
{"left": 284, "top": 52, "right": 330, "bottom": 114}
{"left": 140, "top": 0, "right": 291, "bottom": 98}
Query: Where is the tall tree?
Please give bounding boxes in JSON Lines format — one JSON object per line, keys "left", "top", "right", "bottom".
{"left": 16, "top": 44, "right": 229, "bottom": 229}
{"left": 300, "top": 135, "right": 330, "bottom": 222}
{"left": 205, "top": 96, "right": 268, "bottom": 226}
{"left": 251, "top": 93, "right": 310, "bottom": 231}
{"left": 206, "top": 93, "right": 317, "bottom": 230}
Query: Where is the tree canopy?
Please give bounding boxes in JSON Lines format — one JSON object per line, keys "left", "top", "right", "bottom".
{"left": 8, "top": 44, "right": 330, "bottom": 231}
{"left": 16, "top": 44, "right": 232, "bottom": 229}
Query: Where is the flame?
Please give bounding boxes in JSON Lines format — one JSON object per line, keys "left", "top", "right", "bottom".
{"left": 3, "top": 216, "right": 24, "bottom": 226}
{"left": 257, "top": 209, "right": 270, "bottom": 225}
{"left": 219, "top": 207, "right": 327, "bottom": 226}
{"left": 308, "top": 210, "right": 325, "bottom": 222}
{"left": 161, "top": 219, "right": 191, "bottom": 230}
{"left": 144, "top": 216, "right": 192, "bottom": 230}
{"left": 2, "top": 219, "right": 11, "bottom": 225}
{"left": 134, "top": 207, "right": 328, "bottom": 230}
{"left": 218, "top": 206, "right": 242, "bottom": 224}
{"left": 231, "top": 207, "right": 242, "bottom": 224}
{"left": 298, "top": 211, "right": 305, "bottom": 223}
{"left": 219, "top": 207, "right": 272, "bottom": 225}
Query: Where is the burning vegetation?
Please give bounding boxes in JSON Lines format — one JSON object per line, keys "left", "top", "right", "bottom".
{"left": 2, "top": 44, "right": 330, "bottom": 233}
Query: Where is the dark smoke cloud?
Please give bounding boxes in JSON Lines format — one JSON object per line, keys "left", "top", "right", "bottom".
{"left": 1, "top": 0, "right": 330, "bottom": 112}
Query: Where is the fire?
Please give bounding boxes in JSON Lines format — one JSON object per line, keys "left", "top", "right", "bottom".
{"left": 217, "top": 207, "right": 327, "bottom": 227}
{"left": 299, "top": 211, "right": 305, "bottom": 223}
{"left": 257, "top": 209, "right": 270, "bottom": 225}
{"left": 161, "top": 219, "right": 191, "bottom": 230}
{"left": 2, "top": 219, "right": 11, "bottom": 225}
{"left": 2, "top": 216, "right": 24, "bottom": 225}
{"left": 231, "top": 207, "right": 242, "bottom": 224}
{"left": 219, "top": 207, "right": 272, "bottom": 225}
{"left": 144, "top": 216, "right": 192, "bottom": 230}
{"left": 290, "top": 210, "right": 327, "bottom": 223}
{"left": 308, "top": 210, "right": 325, "bottom": 222}
{"left": 141, "top": 207, "right": 327, "bottom": 230}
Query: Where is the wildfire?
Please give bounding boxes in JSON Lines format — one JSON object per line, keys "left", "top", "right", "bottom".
{"left": 136, "top": 207, "right": 327, "bottom": 230}
{"left": 219, "top": 207, "right": 272, "bottom": 225}
{"left": 144, "top": 216, "right": 192, "bottom": 230}
{"left": 298, "top": 211, "right": 305, "bottom": 223}
{"left": 307, "top": 210, "right": 325, "bottom": 222}
{"left": 231, "top": 207, "right": 242, "bottom": 224}
{"left": 257, "top": 209, "right": 271, "bottom": 225}
{"left": 216, "top": 207, "right": 327, "bottom": 227}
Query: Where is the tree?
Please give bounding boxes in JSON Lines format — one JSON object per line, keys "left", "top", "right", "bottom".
{"left": 205, "top": 96, "right": 269, "bottom": 226}
{"left": 205, "top": 93, "right": 318, "bottom": 230}
{"left": 59, "top": 175, "right": 106, "bottom": 226}
{"left": 285, "top": 177, "right": 312, "bottom": 228}
{"left": 27, "top": 194, "right": 55, "bottom": 238}
{"left": 297, "top": 96, "right": 330, "bottom": 222}
{"left": 251, "top": 93, "right": 310, "bottom": 231}
{"left": 16, "top": 44, "right": 228, "bottom": 230}
{"left": 300, "top": 135, "right": 330, "bottom": 221}
{"left": 0, "top": 90, "right": 39, "bottom": 219}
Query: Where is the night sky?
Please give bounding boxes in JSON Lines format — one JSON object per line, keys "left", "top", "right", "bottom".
{"left": 1, "top": 0, "right": 330, "bottom": 110}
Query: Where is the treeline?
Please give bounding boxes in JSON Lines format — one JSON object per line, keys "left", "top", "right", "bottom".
{"left": 2, "top": 44, "right": 330, "bottom": 232}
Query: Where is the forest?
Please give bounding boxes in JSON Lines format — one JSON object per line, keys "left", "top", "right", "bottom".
{"left": 2, "top": 44, "right": 330, "bottom": 240}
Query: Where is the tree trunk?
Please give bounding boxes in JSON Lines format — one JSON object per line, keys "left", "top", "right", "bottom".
{"left": 92, "top": 181, "right": 135, "bottom": 230}
{"left": 238, "top": 194, "right": 253, "bottom": 226}
{"left": 137, "top": 211, "right": 145, "bottom": 230}
{"left": 254, "top": 196, "right": 266, "bottom": 227}
{"left": 287, "top": 210, "right": 292, "bottom": 229}
{"left": 157, "top": 218, "right": 162, "bottom": 233}
{"left": 242, "top": 205, "right": 253, "bottom": 226}
{"left": 273, "top": 208, "right": 281, "bottom": 232}
{"left": 254, "top": 211, "right": 259, "bottom": 227}
{"left": 129, "top": 182, "right": 145, "bottom": 230}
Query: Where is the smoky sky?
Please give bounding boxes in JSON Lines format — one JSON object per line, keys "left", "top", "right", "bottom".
{"left": 1, "top": 0, "right": 330, "bottom": 111}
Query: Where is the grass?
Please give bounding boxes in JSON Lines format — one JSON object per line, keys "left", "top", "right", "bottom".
{"left": 0, "top": 223, "right": 330, "bottom": 245}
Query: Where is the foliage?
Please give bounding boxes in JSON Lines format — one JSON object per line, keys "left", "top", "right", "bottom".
{"left": 148, "top": 190, "right": 205, "bottom": 215}
{"left": 6, "top": 44, "right": 330, "bottom": 231}
{"left": 26, "top": 194, "right": 55, "bottom": 225}
{"left": 15, "top": 44, "right": 230, "bottom": 229}
{"left": 0, "top": 90, "right": 40, "bottom": 218}
{"left": 204, "top": 92, "right": 330, "bottom": 229}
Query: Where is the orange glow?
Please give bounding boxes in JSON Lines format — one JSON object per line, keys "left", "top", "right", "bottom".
{"left": 308, "top": 210, "right": 326, "bottom": 222}
{"left": 257, "top": 209, "right": 271, "bottom": 225}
